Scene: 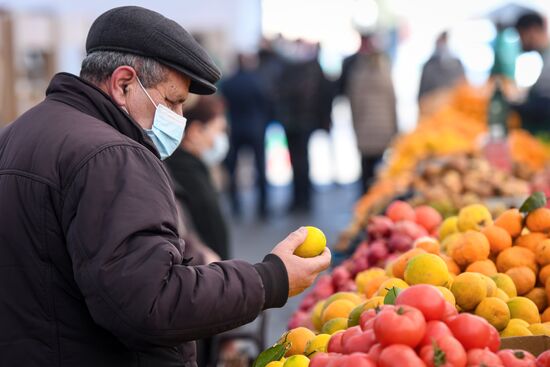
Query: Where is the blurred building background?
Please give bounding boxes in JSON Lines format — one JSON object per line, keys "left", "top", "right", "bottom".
{"left": 2, "top": 0, "right": 550, "bottom": 186}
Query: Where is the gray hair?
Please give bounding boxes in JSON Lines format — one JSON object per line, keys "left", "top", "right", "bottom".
{"left": 80, "top": 51, "right": 168, "bottom": 88}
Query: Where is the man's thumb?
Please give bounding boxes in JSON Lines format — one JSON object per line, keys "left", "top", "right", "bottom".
{"left": 281, "top": 227, "right": 308, "bottom": 252}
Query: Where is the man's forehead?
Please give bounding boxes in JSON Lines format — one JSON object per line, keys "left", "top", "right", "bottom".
{"left": 162, "top": 72, "right": 191, "bottom": 96}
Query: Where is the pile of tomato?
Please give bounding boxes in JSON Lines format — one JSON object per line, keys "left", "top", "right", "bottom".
{"left": 310, "top": 285, "right": 548, "bottom": 367}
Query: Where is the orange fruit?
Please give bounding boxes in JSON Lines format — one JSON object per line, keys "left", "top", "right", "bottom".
{"left": 496, "top": 246, "right": 537, "bottom": 273}
{"left": 526, "top": 208, "right": 550, "bottom": 233}
{"left": 537, "top": 239, "right": 550, "bottom": 266}
{"left": 542, "top": 307, "right": 550, "bottom": 323}
{"left": 363, "top": 275, "right": 389, "bottom": 298}
{"left": 482, "top": 225, "right": 512, "bottom": 255}
{"left": 540, "top": 264, "right": 550, "bottom": 286}
{"left": 280, "top": 327, "right": 316, "bottom": 356}
{"left": 321, "top": 300, "right": 356, "bottom": 324}
{"left": 525, "top": 287, "right": 548, "bottom": 312}
{"left": 466, "top": 260, "right": 498, "bottom": 276}
{"left": 515, "top": 232, "right": 548, "bottom": 253}
{"left": 440, "top": 254, "right": 461, "bottom": 276}
{"left": 506, "top": 267, "right": 536, "bottom": 296}
{"left": 392, "top": 248, "right": 426, "bottom": 280}
{"left": 494, "top": 208, "right": 523, "bottom": 238}
{"left": 413, "top": 237, "right": 440, "bottom": 254}
{"left": 450, "top": 231, "right": 490, "bottom": 268}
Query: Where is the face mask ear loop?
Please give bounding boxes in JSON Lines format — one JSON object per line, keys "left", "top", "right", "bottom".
{"left": 136, "top": 77, "right": 158, "bottom": 108}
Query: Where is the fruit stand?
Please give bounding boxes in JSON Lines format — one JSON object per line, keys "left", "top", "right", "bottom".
{"left": 253, "top": 82, "right": 550, "bottom": 367}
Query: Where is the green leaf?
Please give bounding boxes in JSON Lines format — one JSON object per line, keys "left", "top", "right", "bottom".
{"left": 519, "top": 192, "right": 547, "bottom": 214}
{"left": 252, "top": 343, "right": 289, "bottom": 367}
{"left": 383, "top": 287, "right": 403, "bottom": 305}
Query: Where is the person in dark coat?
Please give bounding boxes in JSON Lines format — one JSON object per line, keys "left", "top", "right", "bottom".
{"left": 277, "top": 41, "right": 333, "bottom": 212}
{"left": 0, "top": 6, "right": 331, "bottom": 367}
{"left": 220, "top": 54, "right": 271, "bottom": 217}
{"left": 166, "top": 95, "right": 230, "bottom": 260}
{"left": 339, "top": 34, "right": 397, "bottom": 194}
{"left": 418, "top": 31, "right": 465, "bottom": 100}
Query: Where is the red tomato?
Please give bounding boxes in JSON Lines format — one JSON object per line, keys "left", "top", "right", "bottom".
{"left": 373, "top": 305, "right": 426, "bottom": 348}
{"left": 360, "top": 309, "right": 377, "bottom": 331}
{"left": 368, "top": 343, "right": 382, "bottom": 364}
{"left": 341, "top": 326, "right": 362, "bottom": 347}
{"left": 420, "top": 320, "right": 453, "bottom": 347}
{"left": 442, "top": 301, "right": 458, "bottom": 321}
{"left": 327, "top": 332, "right": 345, "bottom": 353}
{"left": 395, "top": 285, "right": 446, "bottom": 321}
{"left": 419, "top": 335, "right": 467, "bottom": 367}
{"left": 360, "top": 306, "right": 394, "bottom": 331}
{"left": 497, "top": 349, "right": 536, "bottom": 367}
{"left": 345, "top": 353, "right": 376, "bottom": 367}
{"left": 310, "top": 353, "right": 331, "bottom": 367}
{"left": 446, "top": 314, "right": 492, "bottom": 350}
{"left": 343, "top": 330, "right": 376, "bottom": 354}
{"left": 487, "top": 325, "right": 501, "bottom": 353}
{"left": 537, "top": 350, "right": 550, "bottom": 367}
{"left": 467, "top": 348, "right": 504, "bottom": 367}
{"left": 378, "top": 344, "right": 427, "bottom": 367}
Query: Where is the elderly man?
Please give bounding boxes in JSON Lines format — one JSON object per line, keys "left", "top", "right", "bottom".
{"left": 0, "top": 6, "right": 330, "bottom": 367}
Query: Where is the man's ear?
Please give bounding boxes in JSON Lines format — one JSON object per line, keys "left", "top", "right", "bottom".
{"left": 106, "top": 66, "right": 137, "bottom": 107}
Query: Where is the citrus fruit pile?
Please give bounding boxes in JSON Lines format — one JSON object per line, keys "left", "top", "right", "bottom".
{"left": 279, "top": 193, "right": 550, "bottom": 367}
{"left": 288, "top": 201, "right": 441, "bottom": 329}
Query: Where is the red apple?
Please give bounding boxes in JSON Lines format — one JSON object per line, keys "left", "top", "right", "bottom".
{"left": 388, "top": 232, "right": 413, "bottom": 253}
{"left": 367, "top": 240, "right": 388, "bottom": 266}
{"left": 368, "top": 216, "right": 394, "bottom": 238}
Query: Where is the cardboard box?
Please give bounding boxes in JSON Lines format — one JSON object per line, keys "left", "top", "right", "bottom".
{"left": 500, "top": 336, "right": 550, "bottom": 356}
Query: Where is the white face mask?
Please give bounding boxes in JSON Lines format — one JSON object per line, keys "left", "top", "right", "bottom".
{"left": 202, "top": 133, "right": 229, "bottom": 166}
{"left": 137, "top": 78, "right": 187, "bottom": 160}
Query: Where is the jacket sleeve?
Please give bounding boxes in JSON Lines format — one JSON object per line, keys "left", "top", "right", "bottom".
{"left": 61, "top": 144, "right": 288, "bottom": 348}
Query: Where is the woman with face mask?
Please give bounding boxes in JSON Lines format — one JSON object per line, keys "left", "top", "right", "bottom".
{"left": 165, "top": 95, "right": 230, "bottom": 262}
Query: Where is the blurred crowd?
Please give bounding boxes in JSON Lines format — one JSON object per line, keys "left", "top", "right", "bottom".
{"left": 166, "top": 9, "right": 550, "bottom": 267}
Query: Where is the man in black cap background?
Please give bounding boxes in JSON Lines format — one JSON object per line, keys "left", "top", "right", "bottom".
{"left": 0, "top": 6, "right": 330, "bottom": 367}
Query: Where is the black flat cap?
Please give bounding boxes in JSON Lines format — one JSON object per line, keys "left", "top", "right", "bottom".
{"left": 86, "top": 6, "right": 221, "bottom": 95}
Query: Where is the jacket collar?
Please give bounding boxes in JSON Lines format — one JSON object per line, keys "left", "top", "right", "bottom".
{"left": 45, "top": 72, "right": 159, "bottom": 158}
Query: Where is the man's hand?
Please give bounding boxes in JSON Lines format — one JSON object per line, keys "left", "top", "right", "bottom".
{"left": 271, "top": 227, "right": 331, "bottom": 297}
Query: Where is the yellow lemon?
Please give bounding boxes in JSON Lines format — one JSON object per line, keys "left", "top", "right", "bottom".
{"left": 439, "top": 216, "right": 459, "bottom": 241}
{"left": 436, "top": 286, "right": 456, "bottom": 306}
{"left": 528, "top": 323, "right": 550, "bottom": 336}
{"left": 304, "top": 334, "right": 331, "bottom": 357}
{"left": 283, "top": 355, "right": 310, "bottom": 367}
{"left": 507, "top": 297, "right": 541, "bottom": 324}
{"left": 451, "top": 272, "right": 487, "bottom": 311}
{"left": 404, "top": 253, "right": 450, "bottom": 286}
{"left": 294, "top": 226, "right": 326, "bottom": 257}
{"left": 495, "top": 288, "right": 510, "bottom": 302}
{"left": 457, "top": 204, "right": 493, "bottom": 232}
{"left": 376, "top": 278, "right": 409, "bottom": 297}
{"left": 500, "top": 323, "right": 533, "bottom": 337}
{"left": 475, "top": 297, "right": 510, "bottom": 331}
{"left": 491, "top": 273, "right": 517, "bottom": 298}
{"left": 321, "top": 318, "right": 348, "bottom": 335}
{"left": 310, "top": 301, "right": 326, "bottom": 332}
